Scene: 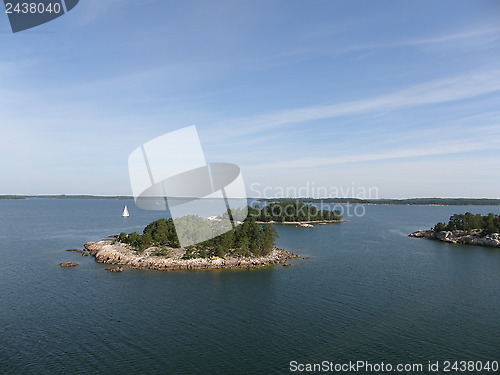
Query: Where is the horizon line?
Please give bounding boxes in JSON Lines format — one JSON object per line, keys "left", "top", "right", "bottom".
{"left": 2, "top": 194, "right": 500, "bottom": 201}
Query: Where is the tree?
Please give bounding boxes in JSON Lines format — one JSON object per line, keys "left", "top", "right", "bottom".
{"left": 433, "top": 212, "right": 500, "bottom": 235}
{"left": 139, "top": 233, "right": 153, "bottom": 250}
{"left": 434, "top": 222, "right": 447, "bottom": 232}
{"left": 483, "top": 213, "right": 499, "bottom": 235}
{"left": 118, "top": 205, "right": 285, "bottom": 256}
{"left": 256, "top": 201, "right": 342, "bottom": 222}
{"left": 259, "top": 225, "right": 278, "bottom": 255}
{"left": 128, "top": 232, "right": 141, "bottom": 249}
{"left": 234, "top": 236, "right": 251, "bottom": 257}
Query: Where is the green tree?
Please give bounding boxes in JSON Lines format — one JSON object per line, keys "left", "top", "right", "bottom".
{"left": 234, "top": 236, "right": 251, "bottom": 257}
{"left": 434, "top": 222, "right": 447, "bottom": 232}
{"left": 259, "top": 224, "right": 278, "bottom": 255}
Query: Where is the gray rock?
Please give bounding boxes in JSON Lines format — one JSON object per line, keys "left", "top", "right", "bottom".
{"left": 84, "top": 241, "right": 296, "bottom": 271}
{"left": 410, "top": 230, "right": 500, "bottom": 248}
{"left": 59, "top": 261, "right": 79, "bottom": 267}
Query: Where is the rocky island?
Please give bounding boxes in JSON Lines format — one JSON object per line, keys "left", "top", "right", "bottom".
{"left": 77, "top": 202, "right": 345, "bottom": 271}
{"left": 252, "top": 201, "right": 345, "bottom": 227}
{"left": 84, "top": 240, "right": 297, "bottom": 271}
{"left": 83, "top": 203, "right": 320, "bottom": 271}
{"left": 409, "top": 212, "right": 500, "bottom": 248}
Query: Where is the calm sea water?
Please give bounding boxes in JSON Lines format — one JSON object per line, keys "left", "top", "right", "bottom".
{"left": 0, "top": 199, "right": 499, "bottom": 374}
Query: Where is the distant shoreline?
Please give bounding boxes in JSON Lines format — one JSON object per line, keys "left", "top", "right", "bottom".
{"left": 256, "top": 198, "right": 500, "bottom": 206}
{"left": 0, "top": 195, "right": 131, "bottom": 200}
{"left": 2, "top": 195, "right": 500, "bottom": 205}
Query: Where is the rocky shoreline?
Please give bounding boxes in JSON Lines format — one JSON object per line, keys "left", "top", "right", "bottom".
{"left": 83, "top": 240, "right": 299, "bottom": 271}
{"left": 409, "top": 230, "right": 500, "bottom": 248}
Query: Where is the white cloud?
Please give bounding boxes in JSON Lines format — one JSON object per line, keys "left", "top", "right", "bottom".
{"left": 243, "top": 124, "right": 500, "bottom": 170}
{"left": 243, "top": 153, "right": 500, "bottom": 199}
{"left": 335, "top": 25, "right": 500, "bottom": 54}
{"left": 206, "top": 69, "right": 500, "bottom": 142}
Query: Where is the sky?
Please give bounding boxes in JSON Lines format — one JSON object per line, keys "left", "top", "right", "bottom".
{"left": 1, "top": 0, "right": 499, "bottom": 198}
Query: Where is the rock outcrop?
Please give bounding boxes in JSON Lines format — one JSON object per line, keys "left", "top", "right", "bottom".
{"left": 59, "top": 261, "right": 79, "bottom": 267}
{"left": 84, "top": 240, "right": 297, "bottom": 271}
{"left": 409, "top": 230, "right": 500, "bottom": 248}
{"left": 66, "top": 249, "right": 86, "bottom": 253}
{"left": 67, "top": 248, "right": 90, "bottom": 256}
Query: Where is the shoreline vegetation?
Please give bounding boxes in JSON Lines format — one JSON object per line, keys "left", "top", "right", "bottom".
{"left": 409, "top": 212, "right": 500, "bottom": 248}
{"left": 2, "top": 195, "right": 500, "bottom": 205}
{"left": 259, "top": 197, "right": 500, "bottom": 206}
{"left": 253, "top": 202, "right": 344, "bottom": 227}
{"left": 251, "top": 201, "right": 343, "bottom": 227}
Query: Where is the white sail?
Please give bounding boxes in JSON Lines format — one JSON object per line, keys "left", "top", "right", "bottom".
{"left": 122, "top": 205, "right": 130, "bottom": 217}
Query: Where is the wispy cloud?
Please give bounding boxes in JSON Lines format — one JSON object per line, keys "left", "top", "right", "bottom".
{"left": 208, "top": 68, "right": 500, "bottom": 141}
{"left": 336, "top": 26, "right": 500, "bottom": 54}
{"left": 244, "top": 132, "right": 500, "bottom": 170}
{"left": 406, "top": 26, "right": 500, "bottom": 46}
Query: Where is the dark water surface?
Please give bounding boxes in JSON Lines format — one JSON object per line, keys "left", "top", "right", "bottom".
{"left": 0, "top": 199, "right": 499, "bottom": 374}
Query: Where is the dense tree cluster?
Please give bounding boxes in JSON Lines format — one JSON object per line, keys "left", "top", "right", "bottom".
{"left": 252, "top": 201, "right": 342, "bottom": 222}
{"left": 433, "top": 213, "right": 500, "bottom": 234}
{"left": 118, "top": 218, "right": 179, "bottom": 251}
{"left": 182, "top": 218, "right": 278, "bottom": 258}
{"left": 118, "top": 215, "right": 278, "bottom": 258}
{"left": 118, "top": 201, "right": 342, "bottom": 256}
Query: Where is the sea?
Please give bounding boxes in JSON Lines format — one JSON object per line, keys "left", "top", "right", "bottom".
{"left": 0, "top": 199, "right": 499, "bottom": 374}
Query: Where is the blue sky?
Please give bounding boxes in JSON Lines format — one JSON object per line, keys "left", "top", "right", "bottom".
{"left": 1, "top": 0, "right": 499, "bottom": 198}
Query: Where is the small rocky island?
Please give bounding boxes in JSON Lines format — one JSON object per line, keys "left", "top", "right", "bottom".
{"left": 76, "top": 202, "right": 344, "bottom": 271}
{"left": 85, "top": 203, "right": 328, "bottom": 271}
{"left": 409, "top": 212, "right": 500, "bottom": 248}
{"left": 253, "top": 201, "right": 344, "bottom": 227}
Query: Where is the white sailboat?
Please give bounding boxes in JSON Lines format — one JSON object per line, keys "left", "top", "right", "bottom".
{"left": 122, "top": 205, "right": 130, "bottom": 217}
